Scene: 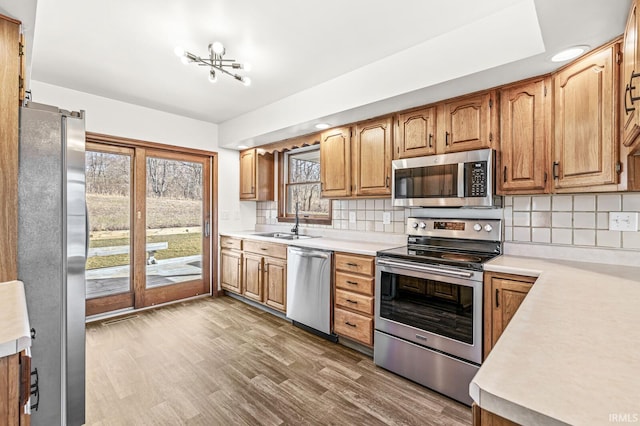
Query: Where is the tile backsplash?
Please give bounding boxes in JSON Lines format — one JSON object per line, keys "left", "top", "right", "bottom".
{"left": 256, "top": 199, "right": 407, "bottom": 233}
{"left": 504, "top": 194, "right": 640, "bottom": 250}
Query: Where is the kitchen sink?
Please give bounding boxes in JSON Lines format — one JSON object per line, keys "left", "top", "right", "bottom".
{"left": 251, "top": 232, "right": 315, "bottom": 240}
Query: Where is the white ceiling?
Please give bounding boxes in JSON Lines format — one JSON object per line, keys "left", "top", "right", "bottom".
{"left": 0, "top": 0, "right": 632, "bottom": 148}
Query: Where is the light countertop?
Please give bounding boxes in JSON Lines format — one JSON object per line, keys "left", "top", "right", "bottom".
{"left": 219, "top": 230, "right": 403, "bottom": 256}
{"left": 472, "top": 255, "right": 640, "bottom": 425}
{"left": 0, "top": 280, "right": 31, "bottom": 358}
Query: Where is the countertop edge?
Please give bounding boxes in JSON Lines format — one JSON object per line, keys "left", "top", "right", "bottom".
{"left": 219, "top": 231, "right": 402, "bottom": 256}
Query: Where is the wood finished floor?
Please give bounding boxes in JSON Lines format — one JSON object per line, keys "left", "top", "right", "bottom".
{"left": 86, "top": 296, "right": 472, "bottom": 425}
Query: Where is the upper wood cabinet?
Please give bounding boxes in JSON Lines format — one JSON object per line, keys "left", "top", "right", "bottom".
{"left": 622, "top": 0, "right": 640, "bottom": 148}
{"left": 352, "top": 116, "right": 393, "bottom": 196}
{"left": 553, "top": 41, "right": 620, "bottom": 191}
{"left": 498, "top": 78, "right": 551, "bottom": 194}
{"left": 394, "top": 106, "right": 437, "bottom": 158}
{"left": 0, "top": 14, "right": 21, "bottom": 283}
{"left": 320, "top": 127, "right": 352, "bottom": 197}
{"left": 239, "top": 148, "right": 274, "bottom": 200}
{"left": 483, "top": 272, "right": 536, "bottom": 360}
{"left": 442, "top": 91, "right": 497, "bottom": 153}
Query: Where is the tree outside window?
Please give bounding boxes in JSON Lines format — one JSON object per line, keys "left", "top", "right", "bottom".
{"left": 280, "top": 146, "right": 331, "bottom": 223}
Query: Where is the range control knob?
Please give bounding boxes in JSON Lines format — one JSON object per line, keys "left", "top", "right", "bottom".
{"left": 484, "top": 224, "right": 493, "bottom": 232}
{"left": 411, "top": 222, "right": 419, "bottom": 229}
{"left": 473, "top": 223, "right": 482, "bottom": 232}
{"left": 419, "top": 222, "right": 427, "bottom": 229}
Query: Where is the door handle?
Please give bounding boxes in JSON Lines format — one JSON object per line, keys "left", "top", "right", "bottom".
{"left": 445, "top": 132, "right": 450, "bottom": 146}
{"left": 495, "top": 288, "right": 500, "bottom": 308}
{"left": 553, "top": 162, "right": 560, "bottom": 180}
{"left": 428, "top": 133, "right": 433, "bottom": 148}
{"left": 204, "top": 220, "right": 210, "bottom": 237}
{"left": 503, "top": 166, "right": 507, "bottom": 183}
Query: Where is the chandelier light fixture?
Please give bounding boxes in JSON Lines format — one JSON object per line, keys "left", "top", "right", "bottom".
{"left": 174, "top": 41, "right": 251, "bottom": 86}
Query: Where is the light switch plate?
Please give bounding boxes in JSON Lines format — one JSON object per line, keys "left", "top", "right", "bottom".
{"left": 382, "top": 212, "right": 391, "bottom": 225}
{"left": 349, "top": 211, "right": 356, "bottom": 223}
{"left": 609, "top": 212, "right": 639, "bottom": 231}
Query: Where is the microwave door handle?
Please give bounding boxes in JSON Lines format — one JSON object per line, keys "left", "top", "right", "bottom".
{"left": 457, "top": 164, "right": 465, "bottom": 197}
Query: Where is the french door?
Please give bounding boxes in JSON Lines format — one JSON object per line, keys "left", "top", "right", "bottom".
{"left": 85, "top": 142, "right": 211, "bottom": 316}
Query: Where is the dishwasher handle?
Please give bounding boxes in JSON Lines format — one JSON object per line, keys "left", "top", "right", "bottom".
{"left": 288, "top": 247, "right": 332, "bottom": 259}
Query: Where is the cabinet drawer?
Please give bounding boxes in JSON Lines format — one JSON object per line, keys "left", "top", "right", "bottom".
{"left": 334, "top": 308, "right": 373, "bottom": 346}
{"left": 335, "top": 271, "right": 374, "bottom": 295}
{"left": 335, "top": 289, "right": 374, "bottom": 315}
{"left": 243, "top": 240, "right": 287, "bottom": 259}
{"left": 335, "top": 253, "right": 374, "bottom": 276}
{"left": 220, "top": 236, "right": 242, "bottom": 250}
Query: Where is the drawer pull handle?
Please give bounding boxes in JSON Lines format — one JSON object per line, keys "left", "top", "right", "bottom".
{"left": 345, "top": 321, "right": 357, "bottom": 328}
{"left": 346, "top": 262, "right": 358, "bottom": 267}
{"left": 260, "top": 247, "right": 268, "bottom": 250}
{"left": 346, "top": 299, "right": 358, "bottom": 304}
{"left": 346, "top": 280, "right": 358, "bottom": 285}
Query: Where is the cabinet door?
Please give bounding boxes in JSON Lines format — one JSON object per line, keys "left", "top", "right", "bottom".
{"left": 242, "top": 253, "right": 263, "bottom": 302}
{"left": 0, "top": 15, "right": 21, "bottom": 283}
{"left": 239, "top": 149, "right": 256, "bottom": 199}
{"left": 499, "top": 79, "right": 550, "bottom": 194}
{"left": 263, "top": 256, "right": 286, "bottom": 312}
{"left": 623, "top": 1, "right": 640, "bottom": 147}
{"left": 320, "top": 127, "right": 351, "bottom": 197}
{"left": 353, "top": 117, "right": 392, "bottom": 196}
{"left": 220, "top": 249, "right": 242, "bottom": 294}
{"left": 490, "top": 278, "right": 534, "bottom": 348}
{"left": 553, "top": 43, "right": 619, "bottom": 189}
{"left": 395, "top": 107, "right": 436, "bottom": 158}
{"left": 442, "top": 91, "right": 495, "bottom": 153}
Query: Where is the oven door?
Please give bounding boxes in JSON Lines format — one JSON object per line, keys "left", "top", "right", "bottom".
{"left": 375, "top": 257, "right": 483, "bottom": 364}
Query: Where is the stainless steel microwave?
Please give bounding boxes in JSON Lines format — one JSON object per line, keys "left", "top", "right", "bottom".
{"left": 392, "top": 148, "right": 500, "bottom": 207}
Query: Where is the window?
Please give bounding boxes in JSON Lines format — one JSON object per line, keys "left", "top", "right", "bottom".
{"left": 279, "top": 145, "right": 331, "bottom": 223}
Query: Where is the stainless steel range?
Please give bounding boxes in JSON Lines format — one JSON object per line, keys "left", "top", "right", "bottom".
{"left": 374, "top": 217, "right": 501, "bottom": 406}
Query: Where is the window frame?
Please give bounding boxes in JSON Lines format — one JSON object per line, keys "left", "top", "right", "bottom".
{"left": 277, "top": 145, "right": 332, "bottom": 225}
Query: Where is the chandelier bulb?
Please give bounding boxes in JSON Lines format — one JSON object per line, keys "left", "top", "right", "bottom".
{"left": 243, "top": 62, "right": 252, "bottom": 72}
{"left": 180, "top": 55, "right": 189, "bottom": 65}
{"left": 211, "top": 41, "right": 225, "bottom": 55}
{"left": 174, "top": 46, "right": 185, "bottom": 57}
{"left": 242, "top": 76, "right": 251, "bottom": 87}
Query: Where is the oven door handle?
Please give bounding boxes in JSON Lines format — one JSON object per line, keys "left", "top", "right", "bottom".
{"left": 377, "top": 258, "right": 474, "bottom": 278}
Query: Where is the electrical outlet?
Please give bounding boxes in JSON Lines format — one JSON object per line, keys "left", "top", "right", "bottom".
{"left": 382, "top": 212, "right": 391, "bottom": 225}
{"left": 609, "top": 212, "right": 639, "bottom": 231}
{"left": 349, "top": 211, "right": 356, "bottom": 223}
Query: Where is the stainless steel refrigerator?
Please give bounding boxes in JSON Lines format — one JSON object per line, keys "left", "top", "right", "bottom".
{"left": 18, "top": 102, "right": 86, "bottom": 426}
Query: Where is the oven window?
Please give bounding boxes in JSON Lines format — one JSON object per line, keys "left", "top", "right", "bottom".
{"left": 394, "top": 164, "right": 458, "bottom": 198}
{"left": 379, "top": 271, "right": 474, "bottom": 344}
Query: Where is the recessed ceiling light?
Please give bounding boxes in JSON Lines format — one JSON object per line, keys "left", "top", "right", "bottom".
{"left": 315, "top": 123, "right": 331, "bottom": 130}
{"left": 237, "top": 144, "right": 249, "bottom": 149}
{"left": 551, "top": 46, "right": 589, "bottom": 62}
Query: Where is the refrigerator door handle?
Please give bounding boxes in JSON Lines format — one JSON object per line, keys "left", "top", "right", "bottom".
{"left": 85, "top": 205, "right": 90, "bottom": 259}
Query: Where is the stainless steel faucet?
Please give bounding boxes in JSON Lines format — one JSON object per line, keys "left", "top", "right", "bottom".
{"left": 291, "top": 201, "right": 299, "bottom": 236}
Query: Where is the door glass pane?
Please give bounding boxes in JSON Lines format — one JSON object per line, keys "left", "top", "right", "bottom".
{"left": 85, "top": 150, "right": 132, "bottom": 299}
{"left": 145, "top": 157, "right": 203, "bottom": 288}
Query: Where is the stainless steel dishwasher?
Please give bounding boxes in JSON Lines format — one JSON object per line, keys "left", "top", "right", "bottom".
{"left": 286, "top": 246, "right": 336, "bottom": 340}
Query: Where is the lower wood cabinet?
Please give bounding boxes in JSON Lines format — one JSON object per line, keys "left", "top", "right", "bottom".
{"left": 223, "top": 238, "right": 287, "bottom": 314}
{"left": 333, "top": 252, "right": 375, "bottom": 346}
{"left": 0, "top": 350, "right": 30, "bottom": 426}
{"left": 483, "top": 271, "right": 536, "bottom": 359}
{"left": 473, "top": 403, "right": 518, "bottom": 426}
{"left": 220, "top": 237, "right": 242, "bottom": 294}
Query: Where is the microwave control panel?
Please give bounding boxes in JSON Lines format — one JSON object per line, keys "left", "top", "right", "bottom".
{"left": 464, "top": 161, "right": 487, "bottom": 197}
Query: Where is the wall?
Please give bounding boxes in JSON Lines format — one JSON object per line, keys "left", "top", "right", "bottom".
{"left": 29, "top": 81, "right": 256, "bottom": 232}
{"left": 504, "top": 194, "right": 640, "bottom": 250}
{"left": 256, "top": 199, "right": 407, "bottom": 234}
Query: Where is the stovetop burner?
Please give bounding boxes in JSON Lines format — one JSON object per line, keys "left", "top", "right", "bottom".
{"left": 440, "top": 253, "right": 483, "bottom": 262}
{"left": 377, "top": 218, "right": 503, "bottom": 272}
